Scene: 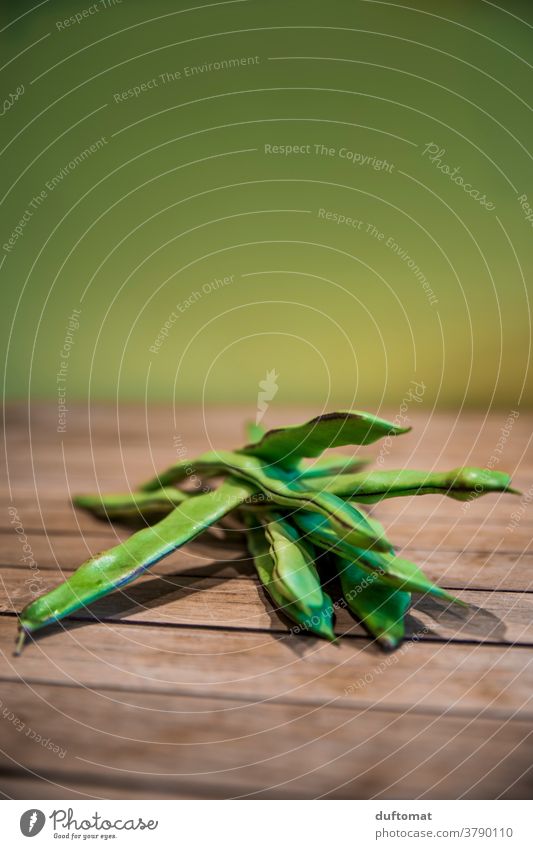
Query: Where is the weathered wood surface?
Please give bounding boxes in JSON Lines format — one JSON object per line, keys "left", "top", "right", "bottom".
{"left": 2, "top": 567, "right": 533, "bottom": 645}
{"left": 1, "top": 404, "right": 532, "bottom": 799}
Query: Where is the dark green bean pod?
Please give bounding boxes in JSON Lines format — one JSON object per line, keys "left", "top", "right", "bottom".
{"left": 297, "top": 454, "right": 370, "bottom": 479}
{"left": 336, "top": 557, "right": 411, "bottom": 649}
{"left": 293, "top": 511, "right": 463, "bottom": 604}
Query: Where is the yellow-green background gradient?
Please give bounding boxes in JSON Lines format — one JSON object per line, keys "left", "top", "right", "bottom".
{"left": 2, "top": 0, "right": 532, "bottom": 409}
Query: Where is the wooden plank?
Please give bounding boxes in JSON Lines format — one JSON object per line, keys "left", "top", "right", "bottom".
{"left": 0, "top": 491, "right": 525, "bottom": 529}
{"left": 0, "top": 681, "right": 532, "bottom": 799}
{"left": 0, "top": 486, "right": 530, "bottom": 552}
{"left": 1, "top": 525, "right": 532, "bottom": 594}
{"left": 0, "top": 531, "right": 250, "bottom": 575}
{"left": 0, "top": 517, "right": 529, "bottom": 554}
{"left": 4, "top": 444, "right": 531, "bottom": 473}
{"left": 415, "top": 549, "right": 533, "bottom": 592}
{"left": 382, "top": 523, "right": 531, "bottom": 553}
{"left": 3, "top": 407, "right": 531, "bottom": 481}
{"left": 3, "top": 404, "right": 529, "bottom": 441}
{"left": 0, "top": 496, "right": 526, "bottom": 536}
{"left": 4, "top": 419, "right": 529, "bottom": 462}
{"left": 1, "top": 619, "right": 533, "bottom": 718}
{"left": 2, "top": 567, "right": 533, "bottom": 645}
{"left": 0, "top": 773, "right": 193, "bottom": 800}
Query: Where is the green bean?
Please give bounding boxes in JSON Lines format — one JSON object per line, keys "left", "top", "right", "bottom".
{"left": 244, "top": 517, "right": 335, "bottom": 640}
{"left": 304, "top": 467, "right": 518, "bottom": 502}
{"left": 100, "top": 462, "right": 515, "bottom": 529}
{"left": 140, "top": 449, "right": 391, "bottom": 551}
{"left": 293, "top": 511, "right": 462, "bottom": 604}
{"left": 138, "top": 411, "right": 404, "bottom": 488}
{"left": 264, "top": 515, "right": 325, "bottom": 615}
{"left": 73, "top": 488, "right": 188, "bottom": 523}
{"left": 74, "top": 487, "right": 275, "bottom": 531}
{"left": 297, "top": 454, "right": 370, "bottom": 479}
{"left": 244, "top": 421, "right": 266, "bottom": 444}
{"left": 140, "top": 456, "right": 222, "bottom": 490}
{"left": 336, "top": 557, "right": 410, "bottom": 649}
{"left": 140, "top": 455, "right": 234, "bottom": 491}
{"left": 140, "top": 450, "right": 369, "bottom": 492}
{"left": 245, "top": 423, "right": 370, "bottom": 478}
{"left": 240, "top": 410, "right": 410, "bottom": 469}
{"left": 17, "top": 479, "right": 255, "bottom": 651}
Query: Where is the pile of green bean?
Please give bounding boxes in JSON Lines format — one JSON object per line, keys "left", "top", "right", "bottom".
{"left": 17, "top": 410, "right": 518, "bottom": 653}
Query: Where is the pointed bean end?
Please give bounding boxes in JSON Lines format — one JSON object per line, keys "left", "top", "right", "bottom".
{"left": 378, "top": 634, "right": 402, "bottom": 652}
{"left": 139, "top": 479, "right": 162, "bottom": 492}
{"left": 311, "top": 622, "right": 337, "bottom": 642}
{"left": 14, "top": 628, "right": 28, "bottom": 656}
{"left": 372, "top": 536, "right": 394, "bottom": 553}
{"left": 72, "top": 494, "right": 93, "bottom": 508}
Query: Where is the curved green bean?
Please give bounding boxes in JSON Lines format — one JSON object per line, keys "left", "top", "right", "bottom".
{"left": 244, "top": 517, "right": 335, "bottom": 641}
{"left": 140, "top": 449, "right": 391, "bottom": 552}
{"left": 336, "top": 557, "right": 410, "bottom": 649}
{"left": 297, "top": 454, "right": 370, "bottom": 479}
{"left": 244, "top": 423, "right": 370, "bottom": 478}
{"left": 265, "top": 515, "right": 326, "bottom": 615}
{"left": 73, "top": 488, "right": 188, "bottom": 523}
{"left": 241, "top": 409, "right": 409, "bottom": 469}
{"left": 293, "top": 511, "right": 462, "bottom": 604}
{"left": 304, "top": 467, "right": 518, "bottom": 502}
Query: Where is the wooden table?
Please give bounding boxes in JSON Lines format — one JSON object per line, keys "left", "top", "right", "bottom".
{"left": 1, "top": 405, "right": 532, "bottom": 799}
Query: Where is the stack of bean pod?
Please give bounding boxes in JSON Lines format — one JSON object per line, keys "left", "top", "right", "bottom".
{"left": 17, "top": 411, "right": 518, "bottom": 653}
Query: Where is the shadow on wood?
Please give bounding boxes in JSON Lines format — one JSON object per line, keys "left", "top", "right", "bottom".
{"left": 408, "top": 595, "right": 506, "bottom": 642}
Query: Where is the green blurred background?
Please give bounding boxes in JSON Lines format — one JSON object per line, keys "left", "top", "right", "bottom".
{"left": 1, "top": 0, "right": 532, "bottom": 409}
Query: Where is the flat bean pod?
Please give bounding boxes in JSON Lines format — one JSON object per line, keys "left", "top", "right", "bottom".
{"left": 17, "top": 479, "right": 255, "bottom": 650}
{"left": 294, "top": 511, "right": 461, "bottom": 604}
{"left": 297, "top": 454, "right": 370, "bottom": 479}
{"left": 244, "top": 422, "right": 369, "bottom": 478}
{"left": 304, "top": 467, "right": 518, "bottom": 502}
{"left": 141, "top": 450, "right": 391, "bottom": 551}
{"left": 244, "top": 517, "right": 335, "bottom": 641}
{"left": 264, "top": 514, "right": 326, "bottom": 615}
{"left": 73, "top": 488, "right": 188, "bottom": 523}
{"left": 240, "top": 409, "right": 409, "bottom": 469}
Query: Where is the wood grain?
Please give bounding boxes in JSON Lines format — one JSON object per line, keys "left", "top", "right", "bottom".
{"left": 2, "top": 618, "right": 533, "bottom": 720}
{"left": 2, "top": 567, "right": 533, "bottom": 645}
{"left": 1, "top": 681, "right": 532, "bottom": 800}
